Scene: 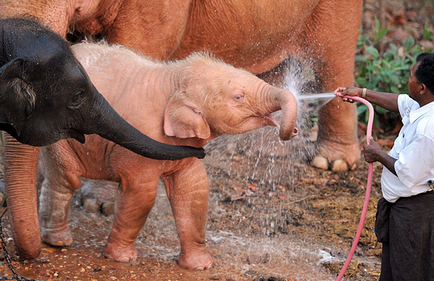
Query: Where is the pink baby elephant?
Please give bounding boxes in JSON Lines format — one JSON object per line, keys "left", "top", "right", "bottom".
{"left": 38, "top": 43, "right": 298, "bottom": 270}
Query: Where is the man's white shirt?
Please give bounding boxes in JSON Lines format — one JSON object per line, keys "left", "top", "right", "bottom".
{"left": 381, "top": 94, "right": 434, "bottom": 203}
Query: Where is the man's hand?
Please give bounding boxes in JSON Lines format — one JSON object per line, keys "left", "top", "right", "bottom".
{"left": 363, "top": 137, "right": 383, "bottom": 163}
{"left": 334, "top": 86, "right": 363, "bottom": 103}
{"left": 363, "top": 137, "right": 397, "bottom": 175}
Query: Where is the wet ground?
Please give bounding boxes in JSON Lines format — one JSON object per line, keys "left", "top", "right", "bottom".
{"left": 0, "top": 125, "right": 384, "bottom": 281}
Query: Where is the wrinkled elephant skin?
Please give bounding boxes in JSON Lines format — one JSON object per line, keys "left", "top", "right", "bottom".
{"left": 38, "top": 43, "right": 298, "bottom": 269}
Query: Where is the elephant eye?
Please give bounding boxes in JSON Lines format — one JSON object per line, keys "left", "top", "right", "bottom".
{"left": 233, "top": 92, "right": 245, "bottom": 102}
{"left": 68, "top": 91, "right": 85, "bottom": 109}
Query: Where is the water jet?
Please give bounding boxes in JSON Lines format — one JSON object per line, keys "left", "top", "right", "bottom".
{"left": 296, "top": 92, "right": 335, "bottom": 101}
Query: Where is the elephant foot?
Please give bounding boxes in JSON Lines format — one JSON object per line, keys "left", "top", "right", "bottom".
{"left": 178, "top": 249, "right": 213, "bottom": 270}
{"left": 41, "top": 227, "right": 73, "bottom": 247}
{"left": 103, "top": 244, "right": 138, "bottom": 262}
{"left": 311, "top": 141, "right": 360, "bottom": 171}
{"left": 80, "top": 179, "right": 118, "bottom": 216}
{"left": 82, "top": 197, "right": 116, "bottom": 216}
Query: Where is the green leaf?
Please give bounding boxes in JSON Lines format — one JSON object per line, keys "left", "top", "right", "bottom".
{"left": 382, "top": 75, "right": 391, "bottom": 84}
{"left": 374, "top": 117, "right": 381, "bottom": 129}
{"left": 355, "top": 77, "right": 368, "bottom": 87}
{"left": 383, "top": 69, "right": 395, "bottom": 77}
{"left": 367, "top": 64, "right": 381, "bottom": 71}
{"left": 390, "top": 85, "right": 400, "bottom": 94}
{"left": 423, "top": 22, "right": 431, "bottom": 40}
{"left": 370, "top": 76, "right": 382, "bottom": 88}
{"left": 375, "top": 17, "right": 380, "bottom": 32}
{"left": 366, "top": 46, "right": 380, "bottom": 58}
{"left": 381, "top": 60, "right": 391, "bottom": 69}
{"left": 358, "top": 104, "right": 367, "bottom": 115}
{"left": 390, "top": 76, "right": 401, "bottom": 87}
{"left": 375, "top": 28, "right": 388, "bottom": 41}
{"left": 376, "top": 106, "right": 390, "bottom": 114}
{"left": 403, "top": 36, "right": 415, "bottom": 52}
{"left": 355, "top": 55, "right": 370, "bottom": 62}
{"left": 365, "top": 110, "right": 370, "bottom": 124}
{"left": 392, "top": 64, "right": 410, "bottom": 71}
{"left": 389, "top": 43, "right": 398, "bottom": 54}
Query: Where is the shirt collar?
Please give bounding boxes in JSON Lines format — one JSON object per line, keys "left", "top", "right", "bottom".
{"left": 410, "top": 100, "right": 434, "bottom": 123}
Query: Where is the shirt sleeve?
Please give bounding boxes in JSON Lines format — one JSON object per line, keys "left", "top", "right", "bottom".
{"left": 397, "top": 95, "right": 419, "bottom": 119}
{"left": 394, "top": 134, "right": 434, "bottom": 188}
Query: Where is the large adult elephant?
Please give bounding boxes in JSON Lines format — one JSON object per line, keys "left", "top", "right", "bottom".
{"left": 1, "top": 0, "right": 362, "bottom": 259}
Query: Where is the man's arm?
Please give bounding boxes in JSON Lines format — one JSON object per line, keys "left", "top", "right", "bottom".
{"left": 335, "top": 87, "right": 400, "bottom": 113}
{"left": 363, "top": 137, "right": 397, "bottom": 175}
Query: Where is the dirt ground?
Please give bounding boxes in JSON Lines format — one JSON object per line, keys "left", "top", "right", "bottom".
{"left": 0, "top": 127, "right": 385, "bottom": 281}
{"left": 0, "top": 1, "right": 432, "bottom": 280}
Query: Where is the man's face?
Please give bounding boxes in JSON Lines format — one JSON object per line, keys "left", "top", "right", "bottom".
{"left": 407, "top": 62, "right": 421, "bottom": 101}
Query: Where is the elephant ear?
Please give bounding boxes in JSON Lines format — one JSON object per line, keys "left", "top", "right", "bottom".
{"left": 0, "top": 58, "right": 35, "bottom": 134}
{"left": 164, "top": 91, "right": 211, "bottom": 139}
{"left": 0, "top": 58, "right": 27, "bottom": 81}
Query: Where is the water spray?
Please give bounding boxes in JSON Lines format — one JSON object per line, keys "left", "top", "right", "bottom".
{"left": 294, "top": 92, "right": 375, "bottom": 279}
{"left": 335, "top": 95, "right": 374, "bottom": 281}
{"left": 296, "top": 92, "right": 336, "bottom": 101}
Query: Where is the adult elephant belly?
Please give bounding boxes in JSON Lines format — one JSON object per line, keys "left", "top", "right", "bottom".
{"left": 171, "top": 0, "right": 319, "bottom": 74}
{"left": 168, "top": 0, "right": 362, "bottom": 171}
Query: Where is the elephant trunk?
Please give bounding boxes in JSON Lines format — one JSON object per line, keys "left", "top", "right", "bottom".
{"left": 263, "top": 85, "right": 298, "bottom": 140}
{"left": 83, "top": 92, "right": 205, "bottom": 160}
{"left": 3, "top": 134, "right": 41, "bottom": 259}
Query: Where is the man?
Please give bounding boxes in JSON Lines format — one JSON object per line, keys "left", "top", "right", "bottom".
{"left": 335, "top": 52, "right": 434, "bottom": 281}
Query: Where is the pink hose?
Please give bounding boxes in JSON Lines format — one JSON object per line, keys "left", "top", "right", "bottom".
{"left": 335, "top": 96, "right": 374, "bottom": 281}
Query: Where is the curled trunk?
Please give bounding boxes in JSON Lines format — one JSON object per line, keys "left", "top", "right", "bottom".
{"left": 277, "top": 89, "right": 299, "bottom": 140}
{"left": 263, "top": 85, "right": 298, "bottom": 140}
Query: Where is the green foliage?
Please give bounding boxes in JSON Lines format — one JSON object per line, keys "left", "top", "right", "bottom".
{"left": 354, "top": 19, "right": 434, "bottom": 128}
{"left": 423, "top": 22, "right": 434, "bottom": 40}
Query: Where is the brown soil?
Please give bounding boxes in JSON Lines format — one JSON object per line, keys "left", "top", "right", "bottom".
{"left": 0, "top": 1, "right": 432, "bottom": 280}
{"left": 0, "top": 128, "right": 384, "bottom": 281}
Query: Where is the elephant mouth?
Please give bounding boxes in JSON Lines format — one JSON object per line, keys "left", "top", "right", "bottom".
{"left": 67, "top": 128, "right": 86, "bottom": 143}
{"left": 0, "top": 123, "right": 19, "bottom": 139}
{"left": 264, "top": 113, "right": 298, "bottom": 139}
{"left": 263, "top": 114, "right": 279, "bottom": 127}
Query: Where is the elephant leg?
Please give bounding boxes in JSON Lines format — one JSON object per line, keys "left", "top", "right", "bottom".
{"left": 3, "top": 133, "right": 41, "bottom": 259}
{"left": 39, "top": 174, "right": 80, "bottom": 247}
{"left": 103, "top": 179, "right": 158, "bottom": 262}
{"left": 162, "top": 159, "right": 212, "bottom": 270}
{"left": 303, "top": 1, "right": 363, "bottom": 171}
